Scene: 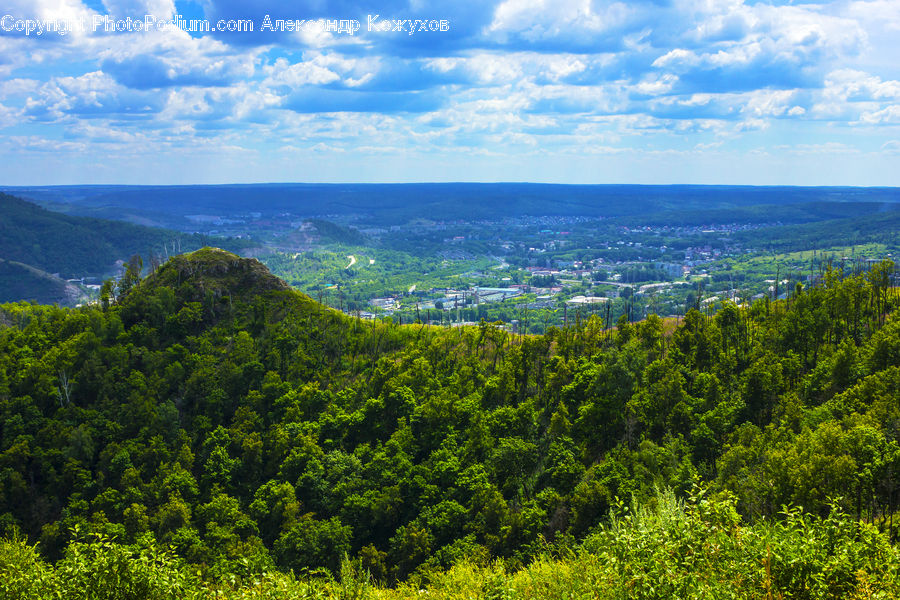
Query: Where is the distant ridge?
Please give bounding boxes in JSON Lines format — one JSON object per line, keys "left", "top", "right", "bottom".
{"left": 6, "top": 183, "right": 900, "bottom": 227}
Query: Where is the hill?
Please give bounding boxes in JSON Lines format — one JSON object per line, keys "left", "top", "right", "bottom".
{"left": 1, "top": 249, "right": 899, "bottom": 594}
{"left": 0, "top": 193, "right": 255, "bottom": 304}
{"left": 306, "top": 219, "right": 369, "bottom": 246}
{"left": 0, "top": 258, "right": 86, "bottom": 305}
{"left": 732, "top": 208, "right": 900, "bottom": 252}
{"left": 146, "top": 247, "right": 290, "bottom": 299}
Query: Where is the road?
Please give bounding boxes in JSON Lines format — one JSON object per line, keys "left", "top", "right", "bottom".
{"left": 346, "top": 255, "right": 357, "bottom": 269}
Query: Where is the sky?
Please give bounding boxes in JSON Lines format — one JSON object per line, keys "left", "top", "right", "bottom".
{"left": 0, "top": 0, "right": 899, "bottom": 185}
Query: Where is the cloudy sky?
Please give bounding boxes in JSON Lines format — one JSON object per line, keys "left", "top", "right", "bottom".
{"left": 1, "top": 0, "right": 899, "bottom": 185}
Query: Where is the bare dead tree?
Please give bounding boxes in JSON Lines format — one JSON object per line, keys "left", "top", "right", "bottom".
{"left": 57, "top": 369, "right": 73, "bottom": 407}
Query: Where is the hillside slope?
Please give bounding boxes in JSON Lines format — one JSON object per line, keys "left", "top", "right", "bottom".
{"left": 732, "top": 208, "right": 900, "bottom": 251}
{"left": 0, "top": 249, "right": 899, "bottom": 590}
{"left": 0, "top": 193, "right": 258, "bottom": 306}
{"left": 0, "top": 258, "right": 86, "bottom": 305}
{"left": 0, "top": 193, "right": 252, "bottom": 279}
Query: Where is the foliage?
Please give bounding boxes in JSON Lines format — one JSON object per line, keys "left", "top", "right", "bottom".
{"left": 3, "top": 490, "right": 899, "bottom": 599}
{"left": 0, "top": 192, "right": 252, "bottom": 280}
{"left": 2, "top": 247, "right": 900, "bottom": 593}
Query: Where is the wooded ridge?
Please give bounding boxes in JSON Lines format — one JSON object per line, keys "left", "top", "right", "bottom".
{"left": 2, "top": 247, "right": 900, "bottom": 596}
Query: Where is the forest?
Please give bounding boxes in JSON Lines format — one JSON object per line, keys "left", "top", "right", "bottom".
{"left": 2, "top": 247, "right": 900, "bottom": 597}
{"left": 0, "top": 193, "right": 252, "bottom": 285}
{"left": 11, "top": 183, "right": 900, "bottom": 227}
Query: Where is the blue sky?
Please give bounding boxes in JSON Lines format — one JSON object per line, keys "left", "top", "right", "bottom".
{"left": 1, "top": 0, "right": 899, "bottom": 185}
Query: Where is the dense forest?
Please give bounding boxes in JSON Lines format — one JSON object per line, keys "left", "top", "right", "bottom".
{"left": 731, "top": 209, "right": 900, "bottom": 253}
{"left": 2, "top": 247, "right": 900, "bottom": 596}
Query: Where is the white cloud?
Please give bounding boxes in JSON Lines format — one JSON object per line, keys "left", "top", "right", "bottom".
{"left": 844, "top": 0, "right": 900, "bottom": 32}
{"left": 809, "top": 69, "right": 900, "bottom": 123}
{"left": 652, "top": 48, "right": 694, "bottom": 69}
{"left": 0, "top": 78, "right": 41, "bottom": 96}
{"left": 487, "top": 0, "right": 632, "bottom": 45}
{"left": 95, "top": 27, "right": 259, "bottom": 89}
{"left": 0, "top": 102, "right": 20, "bottom": 127}
{"left": 741, "top": 89, "right": 800, "bottom": 118}
{"left": 24, "top": 70, "right": 163, "bottom": 120}
{"left": 65, "top": 120, "right": 141, "bottom": 142}
{"left": 649, "top": 2, "right": 865, "bottom": 95}
{"left": 860, "top": 105, "right": 900, "bottom": 124}
{"left": 825, "top": 69, "right": 900, "bottom": 100}
{"left": 9, "top": 0, "right": 96, "bottom": 31}
{"left": 780, "top": 142, "right": 860, "bottom": 155}
{"left": 263, "top": 53, "right": 378, "bottom": 90}
{"left": 101, "top": 0, "right": 174, "bottom": 20}
{"left": 426, "top": 53, "right": 586, "bottom": 86}
{"left": 6, "top": 135, "right": 88, "bottom": 152}
{"left": 1, "top": 0, "right": 899, "bottom": 184}
{"left": 459, "top": 54, "right": 523, "bottom": 85}
{"left": 264, "top": 56, "right": 342, "bottom": 87}
{"left": 632, "top": 74, "right": 678, "bottom": 96}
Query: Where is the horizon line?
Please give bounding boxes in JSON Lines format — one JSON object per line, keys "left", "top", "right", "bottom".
{"left": 4, "top": 182, "right": 900, "bottom": 190}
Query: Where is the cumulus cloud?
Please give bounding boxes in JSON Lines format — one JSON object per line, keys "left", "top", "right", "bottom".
{"left": 98, "top": 33, "right": 258, "bottom": 89}
{"left": 860, "top": 105, "right": 900, "bottom": 124}
{"left": 102, "top": 0, "right": 175, "bottom": 20}
{"left": 487, "top": 0, "right": 634, "bottom": 51}
{"left": 23, "top": 71, "right": 164, "bottom": 120}
{"left": 824, "top": 69, "right": 900, "bottom": 101}
{"left": 1, "top": 0, "right": 899, "bottom": 183}
{"left": 649, "top": 4, "right": 865, "bottom": 93}
{"left": 844, "top": 0, "right": 900, "bottom": 32}
{"left": 0, "top": 102, "right": 20, "bottom": 127}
